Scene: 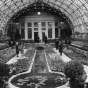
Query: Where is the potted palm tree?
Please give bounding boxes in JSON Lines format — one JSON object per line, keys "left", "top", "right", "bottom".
{"left": 64, "top": 60, "right": 87, "bottom": 88}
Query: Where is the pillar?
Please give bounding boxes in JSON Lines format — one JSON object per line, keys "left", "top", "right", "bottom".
{"left": 25, "top": 22, "right": 27, "bottom": 40}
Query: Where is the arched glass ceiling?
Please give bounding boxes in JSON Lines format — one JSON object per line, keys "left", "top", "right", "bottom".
{"left": 0, "top": 0, "right": 88, "bottom": 33}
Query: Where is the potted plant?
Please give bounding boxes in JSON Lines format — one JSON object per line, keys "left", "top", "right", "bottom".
{"left": 64, "top": 60, "right": 87, "bottom": 88}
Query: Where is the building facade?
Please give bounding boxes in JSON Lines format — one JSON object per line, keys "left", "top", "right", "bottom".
{"left": 16, "top": 10, "right": 68, "bottom": 41}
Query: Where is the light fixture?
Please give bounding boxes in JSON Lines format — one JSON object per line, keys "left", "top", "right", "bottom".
{"left": 39, "top": 22, "right": 41, "bottom": 24}
{"left": 37, "top": 12, "right": 41, "bottom": 15}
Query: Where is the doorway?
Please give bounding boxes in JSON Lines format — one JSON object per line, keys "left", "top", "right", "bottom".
{"left": 34, "top": 32, "right": 38, "bottom": 43}
{"left": 42, "top": 32, "right": 45, "bottom": 42}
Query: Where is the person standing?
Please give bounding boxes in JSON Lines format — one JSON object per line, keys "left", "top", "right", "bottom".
{"left": 59, "top": 40, "right": 63, "bottom": 55}
{"left": 45, "top": 35, "right": 47, "bottom": 44}
{"left": 55, "top": 39, "right": 59, "bottom": 50}
{"left": 16, "top": 42, "right": 19, "bottom": 57}
{"left": 21, "top": 42, "right": 24, "bottom": 55}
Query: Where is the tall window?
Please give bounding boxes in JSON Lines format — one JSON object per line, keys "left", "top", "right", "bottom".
{"left": 27, "top": 22, "right": 32, "bottom": 39}
{"left": 55, "top": 22, "right": 59, "bottom": 38}
{"left": 20, "top": 22, "right": 25, "bottom": 39}
{"left": 34, "top": 22, "right": 38, "bottom": 31}
{"left": 41, "top": 22, "right": 46, "bottom": 30}
{"left": 48, "top": 22, "right": 52, "bottom": 38}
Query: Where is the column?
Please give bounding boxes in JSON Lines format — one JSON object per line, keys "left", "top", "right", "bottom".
{"left": 46, "top": 21, "right": 48, "bottom": 38}
{"left": 39, "top": 22, "right": 42, "bottom": 41}
{"left": 58, "top": 28, "right": 60, "bottom": 38}
{"left": 52, "top": 21, "right": 55, "bottom": 39}
{"left": 32, "top": 22, "right": 34, "bottom": 40}
{"left": 25, "top": 22, "right": 28, "bottom": 40}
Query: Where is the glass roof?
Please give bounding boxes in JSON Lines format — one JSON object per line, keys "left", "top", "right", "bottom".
{"left": 0, "top": 0, "right": 88, "bottom": 33}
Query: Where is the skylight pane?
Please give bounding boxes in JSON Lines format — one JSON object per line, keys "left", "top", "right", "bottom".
{"left": 85, "top": 3, "right": 88, "bottom": 10}
{"left": 75, "top": 10, "right": 81, "bottom": 17}
{"left": 78, "top": 18, "right": 82, "bottom": 24}
{"left": 81, "top": 16, "right": 85, "bottom": 22}
{"left": 75, "top": 0, "right": 83, "bottom": 6}
{"left": 54, "top": 5, "right": 59, "bottom": 9}
{"left": 72, "top": 13, "right": 78, "bottom": 19}
{"left": 0, "top": 5, "right": 8, "bottom": 11}
{"left": 79, "top": 9, "right": 85, "bottom": 15}
{"left": 83, "top": 15, "right": 88, "bottom": 22}
{"left": 15, "top": 1, "right": 22, "bottom": 6}
{"left": 80, "top": 0, "right": 86, "bottom": 4}
{"left": 70, "top": 4, "right": 77, "bottom": 10}
{"left": 66, "top": 8, "right": 73, "bottom": 13}
{"left": 81, "top": 6, "right": 88, "bottom": 14}
{"left": 6, "top": 0, "right": 13, "bottom": 6}
{"left": 0, "top": 1, "right": 3, "bottom": 5}
{"left": 55, "top": 1, "right": 61, "bottom": 6}
{"left": 9, "top": 4, "right": 16, "bottom": 10}
{"left": 61, "top": 4, "right": 67, "bottom": 9}
{"left": 49, "top": 0, "right": 55, "bottom": 3}
{"left": 64, "top": 0, "right": 71, "bottom": 5}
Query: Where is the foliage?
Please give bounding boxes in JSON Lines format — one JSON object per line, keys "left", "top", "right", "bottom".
{"left": 63, "top": 46, "right": 88, "bottom": 65}
{"left": 0, "top": 63, "right": 10, "bottom": 77}
{"left": 7, "top": 23, "right": 20, "bottom": 41}
{"left": 64, "top": 60, "right": 84, "bottom": 79}
{"left": 0, "top": 48, "right": 16, "bottom": 63}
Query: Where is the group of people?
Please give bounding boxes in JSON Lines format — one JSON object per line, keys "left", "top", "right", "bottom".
{"left": 16, "top": 41, "right": 24, "bottom": 57}
{"left": 55, "top": 39, "right": 63, "bottom": 55}
{"left": 15, "top": 38, "right": 63, "bottom": 57}
{"left": 34, "top": 35, "right": 48, "bottom": 44}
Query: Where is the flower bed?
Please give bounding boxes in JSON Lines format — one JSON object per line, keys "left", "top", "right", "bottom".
{"left": 46, "top": 53, "right": 65, "bottom": 72}
{"left": 45, "top": 46, "right": 66, "bottom": 72}
{"left": 9, "top": 48, "right": 35, "bottom": 74}
{"left": 24, "top": 43, "right": 37, "bottom": 49}
{"left": 0, "top": 43, "right": 9, "bottom": 50}
{"left": 72, "top": 41, "right": 88, "bottom": 50}
{"left": 0, "top": 47, "right": 16, "bottom": 63}
{"left": 63, "top": 47, "right": 88, "bottom": 65}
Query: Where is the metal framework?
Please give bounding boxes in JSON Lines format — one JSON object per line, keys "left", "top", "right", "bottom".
{"left": 0, "top": 0, "right": 88, "bottom": 33}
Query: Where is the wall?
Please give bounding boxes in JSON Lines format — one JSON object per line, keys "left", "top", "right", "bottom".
{"left": 16, "top": 9, "right": 65, "bottom": 22}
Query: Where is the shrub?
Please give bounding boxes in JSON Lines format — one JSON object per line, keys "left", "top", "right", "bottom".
{"left": 64, "top": 60, "right": 87, "bottom": 88}
{"left": 64, "top": 60, "right": 84, "bottom": 79}
{"left": 0, "top": 63, "right": 10, "bottom": 77}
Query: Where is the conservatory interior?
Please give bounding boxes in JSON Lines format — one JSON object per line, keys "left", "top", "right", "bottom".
{"left": 0, "top": 0, "right": 88, "bottom": 88}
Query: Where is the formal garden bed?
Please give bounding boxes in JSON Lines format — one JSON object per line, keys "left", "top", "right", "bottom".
{"left": 0, "top": 47, "right": 16, "bottom": 63}
{"left": 45, "top": 46, "right": 66, "bottom": 72}
{"left": 63, "top": 46, "right": 88, "bottom": 65}
{"left": 71, "top": 40, "right": 88, "bottom": 51}
{"left": 9, "top": 47, "right": 35, "bottom": 74}
{"left": 0, "top": 43, "right": 9, "bottom": 50}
